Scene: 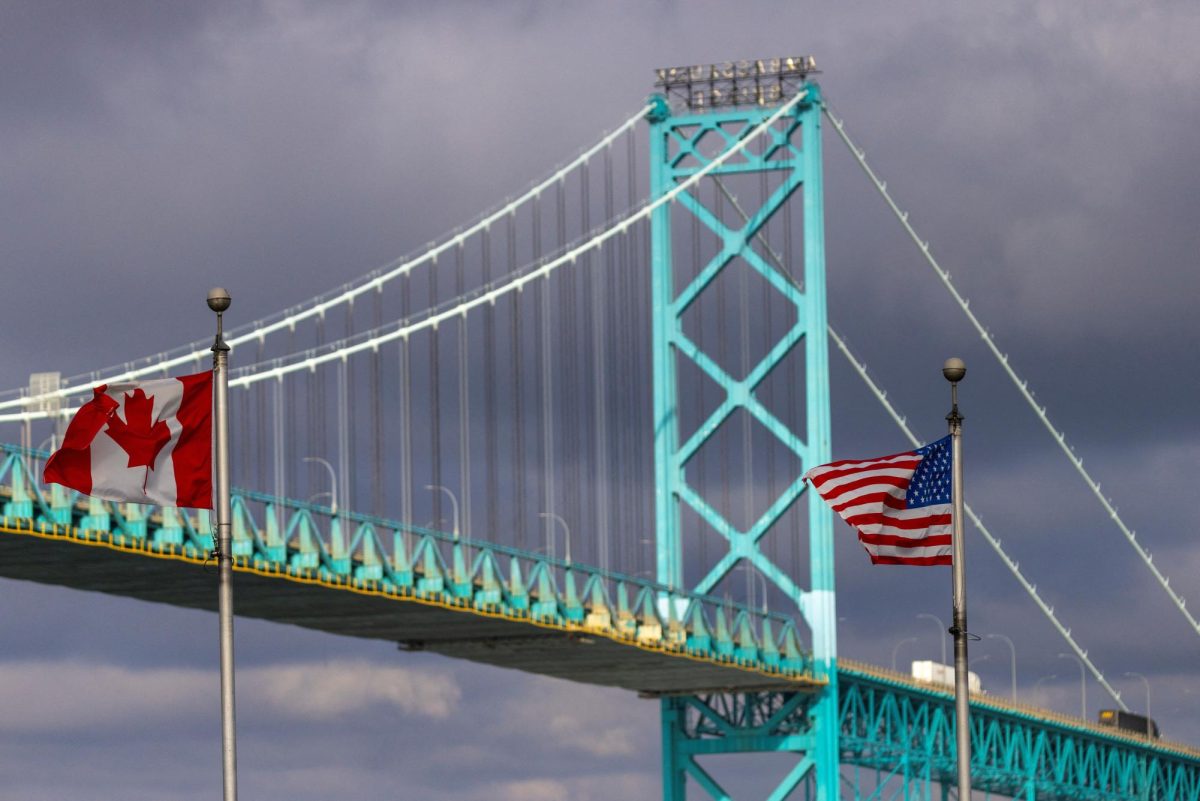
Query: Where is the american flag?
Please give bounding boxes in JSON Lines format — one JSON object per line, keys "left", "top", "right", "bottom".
{"left": 804, "top": 437, "right": 953, "bottom": 565}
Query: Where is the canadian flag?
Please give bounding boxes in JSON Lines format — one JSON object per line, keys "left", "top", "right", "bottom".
{"left": 44, "top": 372, "right": 212, "bottom": 509}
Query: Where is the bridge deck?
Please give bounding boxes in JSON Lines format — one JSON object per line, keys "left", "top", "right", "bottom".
{"left": 841, "top": 658, "right": 1200, "bottom": 761}
{"left": 0, "top": 518, "right": 820, "bottom": 695}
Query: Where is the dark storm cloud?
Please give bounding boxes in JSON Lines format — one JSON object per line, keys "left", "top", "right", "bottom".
{"left": 2, "top": 0, "right": 1200, "bottom": 796}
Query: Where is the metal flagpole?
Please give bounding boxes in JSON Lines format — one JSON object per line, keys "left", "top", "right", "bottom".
{"left": 943, "top": 356, "right": 970, "bottom": 799}
{"left": 208, "top": 287, "right": 238, "bottom": 801}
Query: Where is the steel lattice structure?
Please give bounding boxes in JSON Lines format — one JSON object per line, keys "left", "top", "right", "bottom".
{"left": 0, "top": 445, "right": 816, "bottom": 694}
{"left": 649, "top": 83, "right": 838, "bottom": 799}
{"left": 839, "top": 662, "right": 1200, "bottom": 801}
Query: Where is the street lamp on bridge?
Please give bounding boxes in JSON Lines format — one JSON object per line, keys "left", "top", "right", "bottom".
{"left": 538, "top": 512, "right": 571, "bottom": 565}
{"left": 1058, "top": 653, "right": 1087, "bottom": 720}
{"left": 1124, "top": 671, "right": 1152, "bottom": 737}
{"left": 1034, "top": 674, "right": 1058, "bottom": 705}
{"left": 302, "top": 456, "right": 338, "bottom": 515}
{"left": 917, "top": 612, "right": 948, "bottom": 666}
{"left": 426, "top": 485, "right": 461, "bottom": 541}
{"left": 891, "top": 637, "right": 917, "bottom": 672}
{"left": 986, "top": 632, "right": 1017, "bottom": 701}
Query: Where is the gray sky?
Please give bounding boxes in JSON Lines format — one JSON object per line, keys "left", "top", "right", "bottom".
{"left": 2, "top": 2, "right": 1199, "bottom": 798}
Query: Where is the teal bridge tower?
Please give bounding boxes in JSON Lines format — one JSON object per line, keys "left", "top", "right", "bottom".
{"left": 648, "top": 60, "right": 837, "bottom": 800}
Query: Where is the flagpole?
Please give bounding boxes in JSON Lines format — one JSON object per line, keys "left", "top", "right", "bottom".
{"left": 943, "top": 356, "right": 970, "bottom": 799}
{"left": 208, "top": 287, "right": 238, "bottom": 801}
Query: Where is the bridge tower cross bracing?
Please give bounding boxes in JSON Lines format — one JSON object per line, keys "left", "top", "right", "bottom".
{"left": 648, "top": 73, "right": 836, "bottom": 800}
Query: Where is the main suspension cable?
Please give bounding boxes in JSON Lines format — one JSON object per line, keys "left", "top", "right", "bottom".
{"left": 713, "top": 168, "right": 1128, "bottom": 708}
{"left": 0, "top": 105, "right": 655, "bottom": 412}
{"left": 822, "top": 101, "right": 1200, "bottom": 645}
{"left": 829, "top": 325, "right": 1128, "bottom": 710}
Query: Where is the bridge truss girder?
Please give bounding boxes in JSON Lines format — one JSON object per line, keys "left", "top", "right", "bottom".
{"left": 839, "top": 667, "right": 1200, "bottom": 801}
{"left": 649, "top": 85, "right": 837, "bottom": 800}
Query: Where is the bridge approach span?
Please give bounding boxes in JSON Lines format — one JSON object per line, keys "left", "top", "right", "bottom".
{"left": 0, "top": 453, "right": 819, "bottom": 696}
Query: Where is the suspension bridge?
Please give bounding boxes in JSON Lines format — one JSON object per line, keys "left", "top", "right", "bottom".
{"left": 1, "top": 59, "right": 1197, "bottom": 799}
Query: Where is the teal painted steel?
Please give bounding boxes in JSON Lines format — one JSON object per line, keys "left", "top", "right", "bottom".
{"left": 0, "top": 444, "right": 813, "bottom": 691}
{"left": 649, "top": 84, "right": 838, "bottom": 800}
{"left": 4, "top": 442, "right": 1199, "bottom": 796}
{"left": 839, "top": 662, "right": 1200, "bottom": 800}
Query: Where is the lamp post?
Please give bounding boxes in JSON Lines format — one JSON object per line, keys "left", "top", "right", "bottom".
{"left": 891, "top": 636, "right": 917, "bottom": 672}
{"left": 1058, "top": 653, "right": 1087, "bottom": 719}
{"left": 987, "top": 633, "right": 1017, "bottom": 701}
{"left": 538, "top": 512, "right": 571, "bottom": 565}
{"left": 34, "top": 434, "right": 57, "bottom": 483}
{"left": 1034, "top": 674, "right": 1058, "bottom": 705}
{"left": 736, "top": 564, "right": 769, "bottom": 613}
{"left": 426, "top": 485, "right": 461, "bottom": 541}
{"left": 302, "top": 456, "right": 338, "bottom": 515}
{"left": 917, "top": 612, "right": 948, "bottom": 666}
{"left": 1124, "top": 671, "right": 1152, "bottom": 737}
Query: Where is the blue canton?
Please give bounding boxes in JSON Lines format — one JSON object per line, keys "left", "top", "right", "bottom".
{"left": 905, "top": 436, "right": 953, "bottom": 509}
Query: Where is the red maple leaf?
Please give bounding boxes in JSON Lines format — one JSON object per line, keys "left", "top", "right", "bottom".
{"left": 105, "top": 388, "right": 172, "bottom": 470}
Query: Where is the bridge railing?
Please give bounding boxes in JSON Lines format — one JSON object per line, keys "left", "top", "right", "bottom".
{"left": 838, "top": 660, "right": 1200, "bottom": 800}
{"left": 0, "top": 444, "right": 813, "bottom": 679}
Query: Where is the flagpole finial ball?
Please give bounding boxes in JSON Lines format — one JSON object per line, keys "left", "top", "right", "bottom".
{"left": 207, "top": 287, "right": 232, "bottom": 313}
{"left": 942, "top": 357, "right": 966, "bottom": 383}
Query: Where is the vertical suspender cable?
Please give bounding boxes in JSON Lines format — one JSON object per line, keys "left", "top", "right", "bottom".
{"left": 238, "top": 382, "right": 250, "bottom": 491}
{"left": 400, "top": 275, "right": 414, "bottom": 531}
{"left": 429, "top": 261, "right": 442, "bottom": 530}
{"left": 626, "top": 130, "right": 641, "bottom": 574}
{"left": 531, "top": 197, "right": 543, "bottom": 553}
{"left": 273, "top": 376, "right": 285, "bottom": 519}
{"left": 286, "top": 326, "right": 298, "bottom": 503}
{"left": 314, "top": 315, "right": 327, "bottom": 500}
{"left": 593, "top": 142, "right": 614, "bottom": 573}
{"left": 508, "top": 210, "right": 525, "bottom": 549}
{"left": 613, "top": 157, "right": 630, "bottom": 573}
{"left": 541, "top": 186, "right": 559, "bottom": 547}
{"left": 714, "top": 186, "right": 734, "bottom": 596}
{"left": 336, "top": 356, "right": 350, "bottom": 558}
{"left": 760, "top": 168, "right": 778, "bottom": 579}
{"left": 577, "top": 161, "right": 591, "bottom": 563}
{"left": 456, "top": 241, "right": 472, "bottom": 540}
{"left": 637, "top": 148, "right": 653, "bottom": 571}
{"left": 345, "top": 302, "right": 356, "bottom": 515}
{"left": 257, "top": 338, "right": 267, "bottom": 493}
{"left": 371, "top": 290, "right": 383, "bottom": 516}
{"left": 785, "top": 186, "right": 801, "bottom": 582}
{"left": 739, "top": 192, "right": 755, "bottom": 609}
{"left": 483, "top": 226, "right": 498, "bottom": 541}
{"left": 561, "top": 176, "right": 579, "bottom": 554}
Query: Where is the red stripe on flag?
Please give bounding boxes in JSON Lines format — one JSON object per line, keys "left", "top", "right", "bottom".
{"left": 857, "top": 531, "right": 953, "bottom": 548}
{"left": 844, "top": 512, "right": 952, "bottom": 531}
{"left": 867, "top": 553, "right": 952, "bottom": 566}
{"left": 806, "top": 464, "right": 918, "bottom": 493}
{"left": 807, "top": 451, "right": 920, "bottom": 474}
{"left": 817, "top": 473, "right": 910, "bottom": 501}
{"left": 830, "top": 491, "right": 908, "bottom": 514}
{"left": 171, "top": 372, "right": 213, "bottom": 509}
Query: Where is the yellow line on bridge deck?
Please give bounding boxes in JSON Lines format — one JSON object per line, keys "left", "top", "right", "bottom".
{"left": 0, "top": 519, "right": 824, "bottom": 696}
{"left": 841, "top": 658, "right": 1200, "bottom": 760}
